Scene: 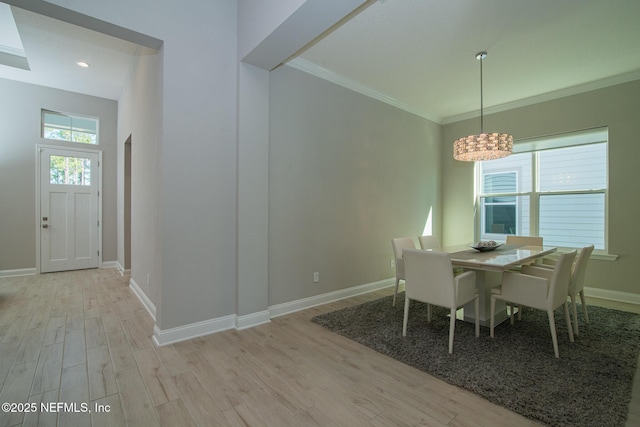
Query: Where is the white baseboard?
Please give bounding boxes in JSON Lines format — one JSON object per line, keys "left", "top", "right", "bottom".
{"left": 111, "top": 261, "right": 130, "bottom": 276}
{"left": 269, "top": 278, "right": 395, "bottom": 318}
{"left": 144, "top": 279, "right": 640, "bottom": 347}
{"left": 0, "top": 262, "right": 124, "bottom": 276}
{"left": 0, "top": 267, "right": 37, "bottom": 278}
{"left": 585, "top": 286, "right": 640, "bottom": 305}
{"left": 153, "top": 315, "right": 236, "bottom": 346}
{"left": 236, "top": 310, "right": 271, "bottom": 330}
{"left": 129, "top": 278, "right": 156, "bottom": 321}
{"left": 151, "top": 278, "right": 395, "bottom": 346}
{"left": 101, "top": 261, "right": 119, "bottom": 269}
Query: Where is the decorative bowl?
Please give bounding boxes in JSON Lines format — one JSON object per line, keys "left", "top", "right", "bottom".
{"left": 469, "top": 241, "right": 503, "bottom": 252}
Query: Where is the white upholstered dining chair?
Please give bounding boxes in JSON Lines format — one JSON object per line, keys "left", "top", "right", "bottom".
{"left": 419, "top": 235, "right": 441, "bottom": 250}
{"left": 402, "top": 249, "right": 479, "bottom": 354}
{"left": 490, "top": 250, "right": 577, "bottom": 358}
{"left": 568, "top": 245, "right": 595, "bottom": 335}
{"left": 534, "top": 244, "right": 594, "bottom": 335}
{"left": 420, "top": 234, "right": 464, "bottom": 276}
{"left": 505, "top": 235, "right": 543, "bottom": 246}
{"left": 504, "top": 235, "right": 544, "bottom": 319}
{"left": 391, "top": 237, "right": 416, "bottom": 307}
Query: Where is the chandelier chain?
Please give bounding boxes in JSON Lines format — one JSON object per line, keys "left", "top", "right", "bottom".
{"left": 479, "top": 53, "right": 484, "bottom": 133}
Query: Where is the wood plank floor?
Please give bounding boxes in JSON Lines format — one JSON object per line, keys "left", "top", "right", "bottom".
{"left": 0, "top": 268, "right": 638, "bottom": 426}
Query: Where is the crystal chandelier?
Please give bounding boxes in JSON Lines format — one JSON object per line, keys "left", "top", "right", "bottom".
{"left": 453, "top": 52, "right": 513, "bottom": 161}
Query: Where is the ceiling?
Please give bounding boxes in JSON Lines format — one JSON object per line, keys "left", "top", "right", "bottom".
{"left": 2, "top": 0, "right": 640, "bottom": 122}
{"left": 292, "top": 0, "right": 640, "bottom": 123}
{"left": 0, "top": 3, "right": 145, "bottom": 100}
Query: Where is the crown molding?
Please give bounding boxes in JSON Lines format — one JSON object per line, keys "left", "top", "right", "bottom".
{"left": 286, "top": 58, "right": 640, "bottom": 126}
{"left": 441, "top": 70, "right": 640, "bottom": 124}
{"left": 0, "top": 43, "right": 25, "bottom": 57}
{"left": 286, "top": 57, "right": 442, "bottom": 123}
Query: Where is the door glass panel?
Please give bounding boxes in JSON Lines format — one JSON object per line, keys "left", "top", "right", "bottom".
{"left": 50, "top": 155, "right": 92, "bottom": 185}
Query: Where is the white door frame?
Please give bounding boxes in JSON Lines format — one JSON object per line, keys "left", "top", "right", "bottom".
{"left": 36, "top": 144, "right": 103, "bottom": 273}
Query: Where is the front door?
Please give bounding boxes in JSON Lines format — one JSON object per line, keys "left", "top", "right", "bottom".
{"left": 39, "top": 146, "right": 100, "bottom": 273}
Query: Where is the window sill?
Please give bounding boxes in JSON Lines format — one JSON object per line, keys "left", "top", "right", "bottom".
{"left": 544, "top": 249, "right": 618, "bottom": 262}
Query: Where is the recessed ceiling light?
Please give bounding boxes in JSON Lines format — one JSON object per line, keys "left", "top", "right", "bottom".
{"left": 76, "top": 61, "right": 90, "bottom": 68}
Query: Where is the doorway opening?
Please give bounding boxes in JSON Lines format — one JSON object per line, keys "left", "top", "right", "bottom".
{"left": 124, "top": 135, "right": 132, "bottom": 271}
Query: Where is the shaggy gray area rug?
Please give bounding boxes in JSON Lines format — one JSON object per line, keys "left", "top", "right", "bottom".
{"left": 311, "top": 292, "right": 640, "bottom": 427}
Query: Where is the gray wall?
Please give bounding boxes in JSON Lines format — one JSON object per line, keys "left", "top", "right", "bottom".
{"left": 268, "top": 65, "right": 442, "bottom": 305}
{"left": 442, "top": 79, "right": 640, "bottom": 294}
{"left": 117, "top": 48, "right": 162, "bottom": 306}
{"left": 47, "top": 0, "right": 240, "bottom": 330}
{"left": 0, "top": 78, "right": 117, "bottom": 271}
{"left": 155, "top": 1, "right": 238, "bottom": 330}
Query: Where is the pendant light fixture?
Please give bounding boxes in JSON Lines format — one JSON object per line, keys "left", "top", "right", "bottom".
{"left": 453, "top": 52, "right": 513, "bottom": 161}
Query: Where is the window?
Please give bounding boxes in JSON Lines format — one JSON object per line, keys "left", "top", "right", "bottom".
{"left": 42, "top": 110, "right": 99, "bottom": 144}
{"left": 482, "top": 172, "right": 517, "bottom": 234}
{"left": 477, "top": 127, "right": 608, "bottom": 250}
{"left": 50, "top": 155, "right": 92, "bottom": 185}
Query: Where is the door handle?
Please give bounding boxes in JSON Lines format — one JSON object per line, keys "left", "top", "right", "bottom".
{"left": 42, "top": 224, "right": 49, "bottom": 228}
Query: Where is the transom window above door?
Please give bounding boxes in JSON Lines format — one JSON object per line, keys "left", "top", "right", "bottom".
{"left": 42, "top": 109, "right": 99, "bottom": 145}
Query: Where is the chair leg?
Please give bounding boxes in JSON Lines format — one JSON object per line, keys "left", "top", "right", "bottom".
{"left": 564, "top": 302, "right": 574, "bottom": 343}
{"left": 490, "top": 296, "right": 496, "bottom": 338}
{"left": 402, "top": 297, "right": 410, "bottom": 336}
{"left": 449, "top": 307, "right": 456, "bottom": 354}
{"left": 427, "top": 303, "right": 432, "bottom": 323}
{"left": 580, "top": 290, "right": 590, "bottom": 324}
{"left": 571, "top": 294, "right": 579, "bottom": 336}
{"left": 393, "top": 279, "right": 400, "bottom": 307}
{"left": 510, "top": 304, "right": 515, "bottom": 325}
{"left": 548, "top": 310, "right": 559, "bottom": 358}
{"left": 474, "top": 296, "right": 480, "bottom": 338}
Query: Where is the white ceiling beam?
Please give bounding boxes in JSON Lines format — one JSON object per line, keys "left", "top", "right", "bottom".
{"left": 241, "top": 0, "right": 370, "bottom": 71}
{"left": 3, "top": 0, "right": 162, "bottom": 50}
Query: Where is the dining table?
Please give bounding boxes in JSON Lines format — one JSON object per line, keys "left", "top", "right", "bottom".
{"left": 444, "top": 243, "right": 558, "bottom": 326}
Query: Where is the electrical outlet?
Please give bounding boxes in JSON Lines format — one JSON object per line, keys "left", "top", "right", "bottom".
{"left": 390, "top": 259, "right": 395, "bottom": 268}
{"left": 313, "top": 272, "right": 319, "bottom": 283}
